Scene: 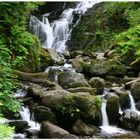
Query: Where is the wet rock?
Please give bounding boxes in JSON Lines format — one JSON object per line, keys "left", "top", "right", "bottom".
{"left": 130, "top": 81, "right": 140, "bottom": 101}
{"left": 6, "top": 120, "right": 28, "bottom": 132}
{"left": 58, "top": 71, "right": 89, "bottom": 89}
{"left": 71, "top": 119, "right": 96, "bottom": 136}
{"left": 24, "top": 128, "right": 39, "bottom": 139}
{"left": 34, "top": 106, "right": 57, "bottom": 123}
{"left": 83, "top": 59, "right": 127, "bottom": 77}
{"left": 42, "top": 90, "right": 70, "bottom": 108}
{"left": 67, "top": 87, "right": 96, "bottom": 95}
{"left": 119, "top": 110, "right": 140, "bottom": 130}
{"left": 47, "top": 48, "right": 65, "bottom": 64}
{"left": 106, "top": 93, "right": 120, "bottom": 124}
{"left": 89, "top": 77, "right": 105, "bottom": 94}
{"left": 117, "top": 91, "right": 130, "bottom": 109}
{"left": 41, "top": 121, "right": 69, "bottom": 138}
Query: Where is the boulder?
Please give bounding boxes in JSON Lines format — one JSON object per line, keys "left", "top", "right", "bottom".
{"left": 89, "top": 77, "right": 105, "bottom": 94}
{"left": 67, "top": 87, "right": 96, "bottom": 95}
{"left": 6, "top": 120, "right": 28, "bottom": 132}
{"left": 119, "top": 110, "right": 140, "bottom": 130}
{"left": 117, "top": 91, "right": 130, "bottom": 109}
{"left": 130, "top": 81, "right": 140, "bottom": 101}
{"left": 83, "top": 59, "right": 127, "bottom": 77}
{"left": 34, "top": 106, "right": 57, "bottom": 123}
{"left": 58, "top": 71, "right": 89, "bottom": 89}
{"left": 42, "top": 90, "right": 70, "bottom": 108}
{"left": 71, "top": 119, "right": 96, "bottom": 136}
{"left": 41, "top": 121, "right": 69, "bottom": 138}
{"left": 106, "top": 93, "right": 120, "bottom": 124}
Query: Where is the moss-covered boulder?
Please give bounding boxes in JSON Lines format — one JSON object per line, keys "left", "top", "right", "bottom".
{"left": 83, "top": 59, "right": 127, "bottom": 77}
{"left": 106, "top": 93, "right": 120, "bottom": 124}
{"left": 58, "top": 71, "right": 90, "bottom": 89}
{"left": 71, "top": 119, "right": 96, "bottom": 136}
{"left": 34, "top": 106, "right": 57, "bottom": 123}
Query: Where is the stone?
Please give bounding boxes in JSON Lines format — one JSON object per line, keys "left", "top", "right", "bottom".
{"left": 71, "top": 119, "right": 96, "bottom": 136}
{"left": 130, "top": 81, "right": 140, "bottom": 101}
{"left": 58, "top": 71, "right": 89, "bottom": 89}
{"left": 42, "top": 90, "right": 70, "bottom": 108}
{"left": 67, "top": 87, "right": 96, "bottom": 95}
{"left": 6, "top": 120, "right": 28, "bottom": 132}
{"left": 83, "top": 59, "right": 127, "bottom": 77}
{"left": 41, "top": 121, "right": 69, "bottom": 138}
{"left": 106, "top": 92, "right": 120, "bottom": 124}
{"left": 62, "top": 134, "right": 78, "bottom": 139}
{"left": 89, "top": 77, "right": 105, "bottom": 94}
{"left": 119, "top": 110, "right": 140, "bottom": 130}
{"left": 34, "top": 106, "right": 57, "bottom": 123}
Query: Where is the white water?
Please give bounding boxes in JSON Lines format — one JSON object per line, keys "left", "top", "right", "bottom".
{"left": 30, "top": 1, "right": 98, "bottom": 53}
{"left": 20, "top": 107, "right": 40, "bottom": 131}
{"left": 127, "top": 90, "right": 136, "bottom": 111}
{"left": 100, "top": 89, "right": 127, "bottom": 134}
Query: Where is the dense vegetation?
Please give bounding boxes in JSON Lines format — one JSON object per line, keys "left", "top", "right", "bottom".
{"left": 71, "top": 2, "right": 140, "bottom": 63}
{"left": 0, "top": 2, "right": 44, "bottom": 138}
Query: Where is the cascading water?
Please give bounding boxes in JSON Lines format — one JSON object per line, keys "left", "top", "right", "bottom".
{"left": 20, "top": 106, "right": 40, "bottom": 131}
{"left": 127, "top": 90, "right": 136, "bottom": 111}
{"left": 100, "top": 89, "right": 127, "bottom": 134}
{"left": 29, "top": 1, "right": 98, "bottom": 53}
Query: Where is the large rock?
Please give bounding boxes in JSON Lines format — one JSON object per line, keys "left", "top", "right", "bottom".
{"left": 6, "top": 120, "right": 28, "bottom": 132}
{"left": 106, "top": 92, "right": 120, "bottom": 124}
{"left": 130, "top": 81, "right": 140, "bottom": 101}
{"left": 42, "top": 90, "right": 70, "bottom": 108}
{"left": 119, "top": 110, "right": 140, "bottom": 130}
{"left": 34, "top": 106, "right": 57, "bottom": 123}
{"left": 71, "top": 119, "right": 96, "bottom": 136}
{"left": 41, "top": 121, "right": 69, "bottom": 138}
{"left": 58, "top": 71, "right": 89, "bottom": 89}
{"left": 83, "top": 59, "right": 127, "bottom": 77}
{"left": 89, "top": 77, "right": 105, "bottom": 94}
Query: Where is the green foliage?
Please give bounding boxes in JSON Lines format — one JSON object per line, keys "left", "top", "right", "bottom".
{"left": 0, "top": 2, "right": 44, "bottom": 119}
{"left": 114, "top": 25, "right": 140, "bottom": 60}
{"left": 0, "top": 123, "right": 14, "bottom": 139}
{"left": 94, "top": 96, "right": 102, "bottom": 108}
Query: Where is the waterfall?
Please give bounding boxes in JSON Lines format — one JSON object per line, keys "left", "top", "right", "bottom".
{"left": 29, "top": 1, "right": 98, "bottom": 53}
{"left": 127, "top": 90, "right": 136, "bottom": 111}
{"left": 101, "top": 100, "right": 109, "bottom": 126}
{"left": 20, "top": 107, "right": 40, "bottom": 131}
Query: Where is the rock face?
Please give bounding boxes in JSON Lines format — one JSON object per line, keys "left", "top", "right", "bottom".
{"left": 130, "top": 81, "right": 140, "bottom": 101}
{"left": 41, "top": 121, "right": 70, "bottom": 138}
{"left": 34, "top": 106, "right": 57, "bottom": 123}
{"left": 71, "top": 119, "right": 96, "bottom": 136}
{"left": 58, "top": 71, "right": 89, "bottom": 89}
{"left": 119, "top": 110, "right": 140, "bottom": 131}
{"left": 83, "top": 59, "right": 127, "bottom": 77}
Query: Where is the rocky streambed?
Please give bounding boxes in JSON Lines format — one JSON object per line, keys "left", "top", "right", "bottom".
{"left": 3, "top": 49, "right": 140, "bottom": 139}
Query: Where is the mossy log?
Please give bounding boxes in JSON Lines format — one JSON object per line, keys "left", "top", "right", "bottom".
{"left": 13, "top": 70, "right": 56, "bottom": 86}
